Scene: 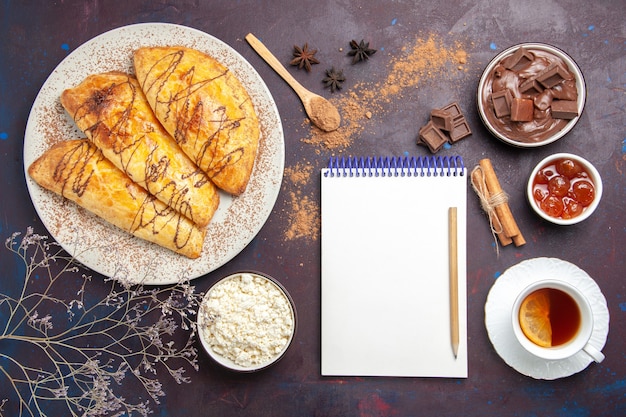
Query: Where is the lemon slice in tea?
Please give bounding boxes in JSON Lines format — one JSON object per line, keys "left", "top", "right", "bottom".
{"left": 519, "top": 289, "right": 552, "bottom": 348}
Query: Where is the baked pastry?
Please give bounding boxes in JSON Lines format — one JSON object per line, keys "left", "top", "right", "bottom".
{"left": 133, "top": 46, "right": 260, "bottom": 195}
{"left": 28, "top": 139, "right": 206, "bottom": 259}
{"left": 60, "top": 71, "right": 219, "bottom": 228}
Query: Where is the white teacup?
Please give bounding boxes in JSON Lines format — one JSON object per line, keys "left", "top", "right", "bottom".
{"left": 511, "top": 279, "right": 604, "bottom": 363}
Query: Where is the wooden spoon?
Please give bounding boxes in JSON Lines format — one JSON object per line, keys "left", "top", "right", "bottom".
{"left": 245, "top": 33, "right": 340, "bottom": 132}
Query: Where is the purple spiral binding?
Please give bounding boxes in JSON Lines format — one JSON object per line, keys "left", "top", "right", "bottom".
{"left": 324, "top": 156, "right": 465, "bottom": 177}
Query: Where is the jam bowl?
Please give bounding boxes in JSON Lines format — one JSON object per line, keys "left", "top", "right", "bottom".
{"left": 197, "top": 271, "right": 297, "bottom": 372}
{"left": 527, "top": 153, "right": 602, "bottom": 225}
{"left": 477, "top": 43, "right": 586, "bottom": 148}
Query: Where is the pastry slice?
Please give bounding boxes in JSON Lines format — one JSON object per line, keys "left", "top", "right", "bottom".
{"left": 133, "top": 46, "right": 260, "bottom": 195}
{"left": 28, "top": 139, "right": 206, "bottom": 259}
{"left": 60, "top": 71, "right": 219, "bottom": 228}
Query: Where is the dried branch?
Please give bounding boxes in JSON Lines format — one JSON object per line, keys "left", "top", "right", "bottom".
{"left": 0, "top": 228, "right": 201, "bottom": 417}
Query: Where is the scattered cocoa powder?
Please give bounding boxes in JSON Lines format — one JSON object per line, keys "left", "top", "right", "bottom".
{"left": 284, "top": 191, "right": 320, "bottom": 241}
{"left": 282, "top": 163, "right": 319, "bottom": 242}
{"left": 285, "top": 162, "right": 314, "bottom": 186}
{"left": 302, "top": 34, "right": 470, "bottom": 151}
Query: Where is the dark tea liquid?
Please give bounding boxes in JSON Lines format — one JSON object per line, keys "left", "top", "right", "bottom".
{"left": 534, "top": 288, "right": 581, "bottom": 346}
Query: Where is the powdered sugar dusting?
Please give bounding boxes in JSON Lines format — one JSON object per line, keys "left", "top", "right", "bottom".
{"left": 24, "top": 23, "right": 284, "bottom": 285}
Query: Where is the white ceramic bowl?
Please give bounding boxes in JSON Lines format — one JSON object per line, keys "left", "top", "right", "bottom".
{"left": 527, "top": 153, "right": 602, "bottom": 225}
{"left": 477, "top": 43, "right": 586, "bottom": 148}
{"left": 197, "top": 271, "right": 297, "bottom": 372}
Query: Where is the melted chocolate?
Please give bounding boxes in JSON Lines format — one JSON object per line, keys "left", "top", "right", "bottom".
{"left": 480, "top": 48, "right": 579, "bottom": 144}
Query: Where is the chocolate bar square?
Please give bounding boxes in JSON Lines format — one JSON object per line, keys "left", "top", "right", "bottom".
{"left": 449, "top": 119, "right": 472, "bottom": 142}
{"left": 503, "top": 47, "right": 534, "bottom": 71}
{"left": 537, "top": 63, "right": 570, "bottom": 89}
{"left": 519, "top": 78, "right": 544, "bottom": 95}
{"left": 551, "top": 100, "right": 578, "bottom": 119}
{"left": 418, "top": 121, "right": 448, "bottom": 153}
{"left": 491, "top": 89, "right": 513, "bottom": 118}
{"left": 440, "top": 102, "right": 463, "bottom": 121}
{"left": 510, "top": 98, "right": 534, "bottom": 122}
{"left": 430, "top": 109, "right": 453, "bottom": 131}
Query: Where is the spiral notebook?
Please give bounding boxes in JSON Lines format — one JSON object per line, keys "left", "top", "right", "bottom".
{"left": 321, "top": 156, "right": 468, "bottom": 377}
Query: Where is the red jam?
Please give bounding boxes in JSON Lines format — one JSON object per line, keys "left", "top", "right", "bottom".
{"left": 532, "top": 158, "right": 595, "bottom": 220}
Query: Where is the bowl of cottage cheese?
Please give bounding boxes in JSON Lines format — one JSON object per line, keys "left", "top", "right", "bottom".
{"left": 197, "top": 271, "right": 297, "bottom": 372}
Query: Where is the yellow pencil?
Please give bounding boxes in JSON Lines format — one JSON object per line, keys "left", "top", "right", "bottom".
{"left": 449, "top": 207, "right": 459, "bottom": 358}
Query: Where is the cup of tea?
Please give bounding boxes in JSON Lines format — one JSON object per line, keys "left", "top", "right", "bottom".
{"left": 511, "top": 279, "right": 604, "bottom": 362}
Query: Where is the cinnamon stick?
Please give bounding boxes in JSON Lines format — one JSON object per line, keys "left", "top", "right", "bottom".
{"left": 471, "top": 168, "right": 513, "bottom": 247}
{"left": 478, "top": 159, "right": 526, "bottom": 247}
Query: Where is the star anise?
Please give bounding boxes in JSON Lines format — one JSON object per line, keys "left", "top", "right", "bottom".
{"left": 322, "top": 67, "right": 346, "bottom": 92}
{"left": 347, "top": 39, "right": 377, "bottom": 64}
{"left": 290, "top": 43, "right": 320, "bottom": 72}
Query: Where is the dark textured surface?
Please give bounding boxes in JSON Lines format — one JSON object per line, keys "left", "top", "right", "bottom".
{"left": 1, "top": 1, "right": 624, "bottom": 416}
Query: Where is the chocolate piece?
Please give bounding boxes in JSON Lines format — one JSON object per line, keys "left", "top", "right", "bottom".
{"left": 430, "top": 109, "right": 453, "bottom": 131}
{"left": 449, "top": 119, "right": 472, "bottom": 142}
{"left": 551, "top": 79, "right": 577, "bottom": 100}
{"left": 491, "top": 90, "right": 513, "bottom": 118}
{"left": 418, "top": 121, "right": 448, "bottom": 153}
{"left": 551, "top": 100, "right": 578, "bottom": 119}
{"left": 502, "top": 47, "right": 534, "bottom": 71}
{"left": 536, "top": 63, "right": 570, "bottom": 89}
{"left": 510, "top": 98, "right": 534, "bottom": 122}
{"left": 519, "top": 78, "right": 544, "bottom": 95}
{"left": 440, "top": 102, "right": 464, "bottom": 122}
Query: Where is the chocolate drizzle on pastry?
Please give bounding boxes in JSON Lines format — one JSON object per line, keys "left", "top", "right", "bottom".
{"left": 133, "top": 46, "right": 260, "bottom": 195}
{"left": 60, "top": 71, "right": 219, "bottom": 228}
{"left": 28, "top": 140, "right": 206, "bottom": 258}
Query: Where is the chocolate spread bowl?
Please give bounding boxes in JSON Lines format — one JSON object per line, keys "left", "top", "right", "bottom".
{"left": 477, "top": 43, "right": 586, "bottom": 148}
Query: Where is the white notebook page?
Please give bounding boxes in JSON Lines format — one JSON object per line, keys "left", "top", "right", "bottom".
{"left": 321, "top": 157, "right": 468, "bottom": 377}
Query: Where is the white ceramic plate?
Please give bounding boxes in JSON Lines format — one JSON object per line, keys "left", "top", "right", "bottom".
{"left": 23, "top": 23, "right": 284, "bottom": 285}
{"left": 484, "top": 257, "right": 609, "bottom": 380}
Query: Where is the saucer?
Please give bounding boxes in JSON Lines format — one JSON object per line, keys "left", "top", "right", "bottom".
{"left": 484, "top": 257, "right": 609, "bottom": 380}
